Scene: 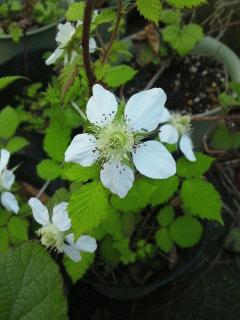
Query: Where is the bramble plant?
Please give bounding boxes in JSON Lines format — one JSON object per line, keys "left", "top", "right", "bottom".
{"left": 1, "top": 0, "right": 234, "bottom": 315}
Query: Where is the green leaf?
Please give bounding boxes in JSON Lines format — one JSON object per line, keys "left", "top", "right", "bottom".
{"left": 93, "top": 9, "right": 116, "bottom": 26}
{"left": 150, "top": 176, "right": 179, "bottom": 206}
{"left": 44, "top": 109, "right": 71, "bottom": 162}
{"left": 181, "top": 179, "right": 222, "bottom": 223}
{"left": 0, "top": 242, "right": 68, "bottom": 319}
{"left": 7, "top": 216, "right": 29, "bottom": 242}
{"left": 63, "top": 252, "right": 95, "bottom": 283}
{"left": 229, "top": 82, "right": 240, "bottom": 98}
{"left": 0, "top": 210, "right": 11, "bottom": 227}
{"left": 0, "top": 106, "right": 19, "bottom": 139}
{"left": 96, "top": 210, "right": 123, "bottom": 241}
{"left": 160, "top": 9, "right": 181, "bottom": 25}
{"left": 0, "top": 227, "right": 9, "bottom": 253}
{"left": 224, "top": 228, "right": 240, "bottom": 253}
{"left": 113, "top": 238, "right": 136, "bottom": 265}
{"left": 155, "top": 227, "right": 174, "bottom": 253}
{"left": 136, "top": 0, "right": 162, "bottom": 23}
{"left": 37, "top": 159, "right": 61, "bottom": 181}
{"left": 62, "top": 163, "right": 99, "bottom": 182}
{"left": 157, "top": 206, "right": 175, "bottom": 227}
{"left": 169, "top": 215, "right": 203, "bottom": 248}
{"left": 177, "top": 152, "right": 214, "bottom": 178}
{"left": 166, "top": 0, "right": 206, "bottom": 8}
{"left": 9, "top": 23, "right": 23, "bottom": 42}
{"left": 68, "top": 181, "right": 110, "bottom": 236}
{"left": 162, "top": 24, "right": 204, "bottom": 55}
{"left": 100, "top": 236, "right": 120, "bottom": 267}
{"left": 66, "top": 2, "right": 85, "bottom": 21}
{"left": 104, "top": 65, "right": 137, "bottom": 88}
{"left": 6, "top": 136, "right": 29, "bottom": 153}
{"left": 0, "top": 76, "right": 25, "bottom": 91}
{"left": 211, "top": 123, "right": 240, "bottom": 150}
{"left": 219, "top": 92, "right": 240, "bottom": 108}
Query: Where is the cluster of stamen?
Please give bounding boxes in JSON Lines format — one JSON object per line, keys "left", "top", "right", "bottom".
{"left": 37, "top": 224, "right": 64, "bottom": 252}
{"left": 170, "top": 113, "right": 191, "bottom": 135}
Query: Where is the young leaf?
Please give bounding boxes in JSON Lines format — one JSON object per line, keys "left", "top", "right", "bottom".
{"left": 169, "top": 215, "right": 203, "bottom": 248}
{"left": 68, "top": 181, "right": 110, "bottom": 236}
{"left": 0, "top": 76, "right": 25, "bottom": 91}
{"left": 160, "top": 9, "right": 181, "bottom": 25}
{"left": 211, "top": 123, "right": 240, "bottom": 150}
{"left": 177, "top": 152, "right": 214, "bottom": 178}
{"left": 162, "top": 24, "right": 203, "bottom": 55}
{"left": 93, "top": 9, "right": 116, "bottom": 26}
{"left": 0, "top": 107, "right": 19, "bottom": 139}
{"left": 104, "top": 65, "right": 137, "bottom": 88}
{"left": 113, "top": 238, "right": 136, "bottom": 265}
{"left": 63, "top": 253, "right": 95, "bottom": 283}
{"left": 37, "top": 159, "right": 61, "bottom": 181}
{"left": 66, "top": 2, "right": 85, "bottom": 21}
{"left": 157, "top": 206, "right": 175, "bottom": 227}
{"left": 6, "top": 136, "right": 29, "bottom": 153}
{"left": 219, "top": 92, "right": 240, "bottom": 108}
{"left": 0, "top": 242, "right": 68, "bottom": 319}
{"left": 166, "top": 0, "right": 206, "bottom": 8}
{"left": 136, "top": 0, "right": 162, "bottom": 24}
{"left": 181, "top": 179, "right": 222, "bottom": 223}
{"left": 155, "top": 227, "right": 174, "bottom": 253}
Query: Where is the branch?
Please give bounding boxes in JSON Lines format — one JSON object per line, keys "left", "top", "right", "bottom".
{"left": 82, "top": 0, "right": 97, "bottom": 95}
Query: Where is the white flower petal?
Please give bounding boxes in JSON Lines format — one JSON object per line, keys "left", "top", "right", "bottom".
{"left": 56, "top": 22, "right": 75, "bottom": 47}
{"left": 124, "top": 88, "right": 167, "bottom": 132}
{"left": 52, "top": 202, "right": 71, "bottom": 232}
{"left": 28, "top": 197, "right": 50, "bottom": 226}
{"left": 1, "top": 169, "right": 15, "bottom": 190}
{"left": 100, "top": 161, "right": 134, "bottom": 198}
{"left": 86, "top": 84, "right": 118, "bottom": 126}
{"left": 0, "top": 149, "right": 10, "bottom": 174}
{"left": 89, "top": 38, "right": 97, "bottom": 53}
{"left": 45, "top": 47, "right": 63, "bottom": 65}
{"left": 132, "top": 140, "right": 176, "bottom": 179}
{"left": 65, "top": 133, "right": 99, "bottom": 167}
{"left": 76, "top": 235, "right": 97, "bottom": 253}
{"left": 179, "top": 135, "right": 196, "bottom": 162}
{"left": 159, "top": 107, "right": 171, "bottom": 123}
{"left": 63, "top": 244, "right": 81, "bottom": 262}
{"left": 65, "top": 233, "right": 75, "bottom": 246}
{"left": 1, "top": 192, "right": 19, "bottom": 214}
{"left": 159, "top": 124, "right": 179, "bottom": 144}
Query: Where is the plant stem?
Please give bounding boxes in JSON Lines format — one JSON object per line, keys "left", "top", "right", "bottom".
{"left": 191, "top": 114, "right": 240, "bottom": 121}
{"left": 82, "top": 0, "right": 97, "bottom": 95}
{"left": 101, "top": 0, "right": 123, "bottom": 65}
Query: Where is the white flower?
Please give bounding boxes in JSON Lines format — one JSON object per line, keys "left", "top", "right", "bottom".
{"left": 28, "top": 198, "right": 71, "bottom": 252}
{"left": 65, "top": 84, "right": 176, "bottom": 198}
{"left": 0, "top": 149, "right": 19, "bottom": 214}
{"left": 63, "top": 233, "right": 97, "bottom": 262}
{"left": 46, "top": 18, "right": 97, "bottom": 66}
{"left": 159, "top": 110, "right": 196, "bottom": 161}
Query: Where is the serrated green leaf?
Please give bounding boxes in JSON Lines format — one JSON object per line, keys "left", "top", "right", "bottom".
{"left": 37, "top": 159, "right": 61, "bottom": 181}
{"left": 7, "top": 216, "right": 29, "bottom": 242}
{"left": 44, "top": 109, "right": 71, "bottom": 162}
{"left": 155, "top": 227, "right": 174, "bottom": 253}
{"left": 0, "top": 106, "right": 19, "bottom": 139}
{"left": 157, "top": 206, "right": 175, "bottom": 227}
{"left": 0, "top": 76, "right": 25, "bottom": 91}
{"left": 177, "top": 152, "right": 214, "bottom": 178}
{"left": 96, "top": 209, "right": 123, "bottom": 241}
{"left": 66, "top": 2, "right": 85, "bottom": 21}
{"left": 0, "top": 242, "right": 68, "bottom": 319}
{"left": 150, "top": 176, "right": 179, "bottom": 206}
{"left": 181, "top": 179, "right": 222, "bottom": 223}
{"left": 62, "top": 163, "right": 99, "bottom": 182}
{"left": 68, "top": 181, "right": 110, "bottom": 236}
{"left": 63, "top": 252, "right": 95, "bottom": 283}
{"left": 162, "top": 24, "right": 204, "bottom": 55}
{"left": 6, "top": 136, "right": 29, "bottom": 153}
{"left": 160, "top": 9, "right": 181, "bottom": 25}
{"left": 211, "top": 123, "right": 240, "bottom": 150}
{"left": 136, "top": 0, "right": 162, "bottom": 23}
{"left": 104, "top": 65, "right": 137, "bottom": 88}
{"left": 93, "top": 9, "right": 116, "bottom": 26}
{"left": 166, "top": 0, "right": 206, "bottom": 8}
{"left": 169, "top": 215, "right": 203, "bottom": 248}
{"left": 0, "top": 227, "right": 9, "bottom": 253}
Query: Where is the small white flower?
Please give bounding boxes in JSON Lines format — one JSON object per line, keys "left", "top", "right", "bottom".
{"left": 65, "top": 84, "right": 176, "bottom": 198}
{"left": 159, "top": 110, "right": 196, "bottom": 161}
{"left": 0, "top": 149, "right": 19, "bottom": 214}
{"left": 28, "top": 198, "right": 71, "bottom": 252}
{"left": 64, "top": 233, "right": 97, "bottom": 262}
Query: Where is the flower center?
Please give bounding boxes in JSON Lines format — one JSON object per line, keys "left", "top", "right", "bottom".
{"left": 37, "top": 224, "right": 64, "bottom": 252}
{"left": 170, "top": 113, "right": 191, "bottom": 135}
{"left": 97, "top": 122, "right": 134, "bottom": 161}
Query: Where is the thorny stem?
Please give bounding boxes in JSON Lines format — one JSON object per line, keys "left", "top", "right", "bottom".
{"left": 101, "top": 0, "right": 123, "bottom": 65}
{"left": 82, "top": 0, "right": 97, "bottom": 95}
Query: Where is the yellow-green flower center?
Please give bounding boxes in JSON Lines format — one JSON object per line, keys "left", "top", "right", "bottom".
{"left": 37, "top": 224, "right": 64, "bottom": 252}
{"left": 170, "top": 114, "right": 191, "bottom": 135}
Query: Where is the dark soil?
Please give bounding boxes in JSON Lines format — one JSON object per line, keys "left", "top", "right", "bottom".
{"left": 126, "top": 55, "right": 226, "bottom": 114}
